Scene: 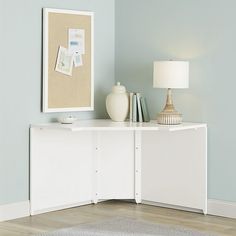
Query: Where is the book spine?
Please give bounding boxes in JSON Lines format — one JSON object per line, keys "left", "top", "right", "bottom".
{"left": 132, "top": 94, "right": 137, "bottom": 122}
{"left": 129, "top": 92, "right": 134, "bottom": 122}
{"left": 140, "top": 97, "right": 150, "bottom": 122}
{"left": 136, "top": 93, "right": 143, "bottom": 122}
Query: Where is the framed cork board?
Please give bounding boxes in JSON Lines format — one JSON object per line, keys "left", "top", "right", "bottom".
{"left": 43, "top": 8, "right": 94, "bottom": 113}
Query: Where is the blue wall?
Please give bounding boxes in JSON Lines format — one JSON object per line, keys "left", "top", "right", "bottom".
{"left": 115, "top": 0, "right": 236, "bottom": 202}
{"left": 0, "top": 0, "right": 114, "bottom": 205}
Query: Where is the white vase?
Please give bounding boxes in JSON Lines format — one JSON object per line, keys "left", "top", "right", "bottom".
{"left": 106, "top": 82, "right": 129, "bottom": 122}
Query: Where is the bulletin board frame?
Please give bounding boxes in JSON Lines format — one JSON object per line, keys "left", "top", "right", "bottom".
{"left": 43, "top": 8, "right": 94, "bottom": 113}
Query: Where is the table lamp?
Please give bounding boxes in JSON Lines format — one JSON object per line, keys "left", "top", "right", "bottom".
{"left": 153, "top": 61, "right": 189, "bottom": 125}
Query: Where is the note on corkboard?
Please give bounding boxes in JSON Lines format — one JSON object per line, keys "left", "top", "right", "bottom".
{"left": 43, "top": 8, "right": 94, "bottom": 112}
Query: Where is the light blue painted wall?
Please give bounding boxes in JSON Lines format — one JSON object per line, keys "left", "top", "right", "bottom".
{"left": 115, "top": 0, "right": 236, "bottom": 202}
{"left": 0, "top": 0, "right": 114, "bottom": 205}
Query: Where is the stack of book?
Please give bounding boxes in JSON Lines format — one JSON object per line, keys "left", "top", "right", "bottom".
{"left": 129, "top": 93, "right": 150, "bottom": 122}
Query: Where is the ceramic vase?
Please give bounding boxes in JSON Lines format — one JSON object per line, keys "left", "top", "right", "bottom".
{"left": 106, "top": 82, "right": 129, "bottom": 122}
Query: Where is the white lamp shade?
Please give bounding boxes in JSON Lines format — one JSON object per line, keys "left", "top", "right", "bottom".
{"left": 153, "top": 61, "right": 189, "bottom": 88}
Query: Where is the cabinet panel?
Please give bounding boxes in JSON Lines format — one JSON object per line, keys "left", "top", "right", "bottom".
{"left": 30, "top": 129, "right": 94, "bottom": 214}
{"left": 98, "top": 131, "right": 135, "bottom": 200}
{"left": 141, "top": 128, "right": 207, "bottom": 211}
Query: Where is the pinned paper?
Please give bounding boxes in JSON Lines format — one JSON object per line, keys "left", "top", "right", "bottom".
{"left": 55, "top": 29, "right": 85, "bottom": 76}
{"left": 55, "top": 46, "right": 73, "bottom": 76}
{"left": 73, "top": 52, "right": 83, "bottom": 67}
{"left": 68, "top": 29, "right": 85, "bottom": 55}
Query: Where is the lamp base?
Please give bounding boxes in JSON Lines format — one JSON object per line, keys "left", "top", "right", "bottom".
{"left": 157, "top": 112, "right": 182, "bottom": 125}
{"left": 157, "top": 88, "right": 183, "bottom": 125}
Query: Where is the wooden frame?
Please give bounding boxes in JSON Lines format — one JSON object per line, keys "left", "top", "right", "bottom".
{"left": 43, "top": 8, "right": 94, "bottom": 113}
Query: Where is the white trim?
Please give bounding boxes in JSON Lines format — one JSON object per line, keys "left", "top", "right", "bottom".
{"left": 43, "top": 8, "right": 48, "bottom": 113}
{"left": 43, "top": 8, "right": 94, "bottom": 16}
{"left": 1, "top": 199, "right": 235, "bottom": 220}
{"left": 134, "top": 130, "right": 142, "bottom": 203}
{"left": 0, "top": 201, "right": 30, "bottom": 222}
{"left": 142, "top": 200, "right": 203, "bottom": 214}
{"left": 204, "top": 128, "right": 208, "bottom": 215}
{"left": 142, "top": 200, "right": 236, "bottom": 219}
{"left": 43, "top": 107, "right": 94, "bottom": 113}
{"left": 92, "top": 131, "right": 100, "bottom": 204}
{"left": 208, "top": 199, "right": 236, "bottom": 219}
{"left": 31, "top": 199, "right": 108, "bottom": 216}
{"left": 30, "top": 200, "right": 93, "bottom": 216}
{"left": 90, "top": 11, "right": 94, "bottom": 111}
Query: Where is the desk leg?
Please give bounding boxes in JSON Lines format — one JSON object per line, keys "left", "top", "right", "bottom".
{"left": 135, "top": 130, "right": 141, "bottom": 204}
{"left": 93, "top": 131, "right": 100, "bottom": 204}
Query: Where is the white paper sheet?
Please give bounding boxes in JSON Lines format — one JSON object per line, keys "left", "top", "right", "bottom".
{"left": 68, "top": 29, "right": 85, "bottom": 55}
{"left": 55, "top": 46, "right": 73, "bottom": 76}
{"left": 73, "top": 52, "right": 83, "bottom": 67}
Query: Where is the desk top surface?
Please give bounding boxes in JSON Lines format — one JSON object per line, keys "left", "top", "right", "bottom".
{"left": 31, "top": 119, "right": 206, "bottom": 131}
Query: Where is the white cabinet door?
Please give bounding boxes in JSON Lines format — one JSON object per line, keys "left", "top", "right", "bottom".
{"left": 98, "top": 131, "right": 135, "bottom": 200}
{"left": 141, "top": 128, "right": 207, "bottom": 212}
{"left": 30, "top": 128, "right": 94, "bottom": 215}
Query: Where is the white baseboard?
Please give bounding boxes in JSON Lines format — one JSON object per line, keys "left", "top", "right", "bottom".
{"left": 31, "top": 200, "right": 93, "bottom": 216}
{"left": 208, "top": 199, "right": 236, "bottom": 219}
{"left": 142, "top": 199, "right": 236, "bottom": 219}
{"left": 31, "top": 199, "right": 109, "bottom": 216}
{"left": 142, "top": 200, "right": 204, "bottom": 214}
{"left": 0, "top": 201, "right": 30, "bottom": 222}
{"left": 1, "top": 199, "right": 235, "bottom": 221}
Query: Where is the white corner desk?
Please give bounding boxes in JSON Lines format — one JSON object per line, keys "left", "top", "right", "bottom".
{"left": 30, "top": 119, "right": 207, "bottom": 215}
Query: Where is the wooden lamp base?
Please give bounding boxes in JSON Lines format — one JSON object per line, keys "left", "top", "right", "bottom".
{"left": 157, "top": 88, "right": 182, "bottom": 125}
